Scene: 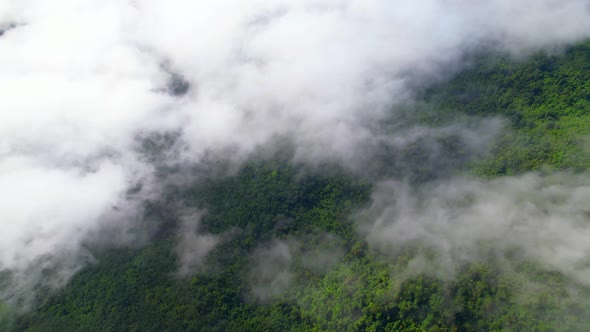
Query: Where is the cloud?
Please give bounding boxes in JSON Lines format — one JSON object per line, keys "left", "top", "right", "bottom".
{"left": 248, "top": 235, "right": 344, "bottom": 303}
{"left": 175, "top": 210, "right": 220, "bottom": 277}
{"left": 249, "top": 239, "right": 296, "bottom": 303}
{"left": 0, "top": 0, "right": 589, "bottom": 302}
{"left": 360, "top": 172, "right": 590, "bottom": 286}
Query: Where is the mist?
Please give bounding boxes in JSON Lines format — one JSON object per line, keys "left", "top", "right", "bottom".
{"left": 360, "top": 172, "right": 590, "bottom": 286}
{"left": 1, "top": 0, "right": 590, "bottom": 306}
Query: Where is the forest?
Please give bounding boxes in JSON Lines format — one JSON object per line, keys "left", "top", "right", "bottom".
{"left": 2, "top": 39, "right": 590, "bottom": 332}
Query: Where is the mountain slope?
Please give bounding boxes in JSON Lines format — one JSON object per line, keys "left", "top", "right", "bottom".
{"left": 8, "top": 40, "right": 590, "bottom": 332}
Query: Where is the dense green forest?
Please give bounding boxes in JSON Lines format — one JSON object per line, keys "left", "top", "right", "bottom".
{"left": 4, "top": 40, "right": 590, "bottom": 331}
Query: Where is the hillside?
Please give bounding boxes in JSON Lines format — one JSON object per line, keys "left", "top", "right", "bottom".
{"left": 5, "top": 41, "right": 590, "bottom": 332}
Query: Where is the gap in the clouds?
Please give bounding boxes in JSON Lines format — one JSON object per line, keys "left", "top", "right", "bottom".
{"left": 166, "top": 72, "right": 190, "bottom": 97}
{"left": 0, "top": 23, "right": 20, "bottom": 38}
{"left": 156, "top": 60, "right": 192, "bottom": 97}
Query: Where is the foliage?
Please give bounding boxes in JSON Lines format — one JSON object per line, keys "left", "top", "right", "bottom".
{"left": 424, "top": 42, "right": 590, "bottom": 175}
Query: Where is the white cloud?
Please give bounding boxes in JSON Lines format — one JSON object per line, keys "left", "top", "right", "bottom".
{"left": 362, "top": 173, "right": 590, "bottom": 285}
{"left": 0, "top": 0, "right": 589, "bottom": 299}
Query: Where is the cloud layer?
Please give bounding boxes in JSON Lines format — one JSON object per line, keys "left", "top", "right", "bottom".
{"left": 1, "top": 0, "right": 590, "bottom": 301}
